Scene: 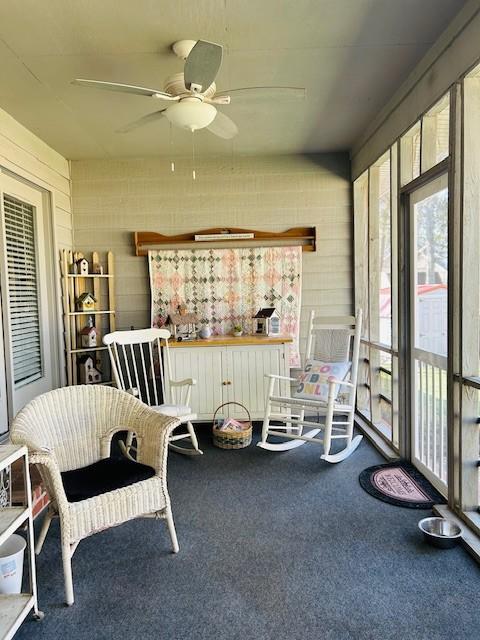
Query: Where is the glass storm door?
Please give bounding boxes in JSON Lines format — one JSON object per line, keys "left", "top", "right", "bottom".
{"left": 410, "top": 173, "right": 448, "bottom": 493}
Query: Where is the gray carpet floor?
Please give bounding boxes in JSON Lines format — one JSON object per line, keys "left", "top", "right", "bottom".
{"left": 17, "top": 427, "right": 480, "bottom": 640}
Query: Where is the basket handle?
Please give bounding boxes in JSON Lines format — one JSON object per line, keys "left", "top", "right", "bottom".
{"left": 212, "top": 401, "right": 251, "bottom": 428}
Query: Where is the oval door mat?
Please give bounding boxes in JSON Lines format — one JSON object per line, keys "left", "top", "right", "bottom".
{"left": 359, "top": 460, "right": 446, "bottom": 509}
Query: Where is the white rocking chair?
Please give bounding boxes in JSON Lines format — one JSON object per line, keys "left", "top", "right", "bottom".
{"left": 104, "top": 328, "right": 203, "bottom": 456}
{"left": 257, "top": 310, "right": 363, "bottom": 463}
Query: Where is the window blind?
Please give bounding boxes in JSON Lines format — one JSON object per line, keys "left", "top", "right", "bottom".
{"left": 3, "top": 194, "right": 42, "bottom": 386}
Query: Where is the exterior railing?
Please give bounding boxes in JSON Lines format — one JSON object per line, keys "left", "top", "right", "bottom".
{"left": 357, "top": 340, "right": 397, "bottom": 449}
{"left": 415, "top": 361, "right": 448, "bottom": 484}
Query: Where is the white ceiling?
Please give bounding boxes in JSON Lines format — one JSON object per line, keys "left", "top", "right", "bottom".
{"left": 0, "top": 0, "right": 467, "bottom": 159}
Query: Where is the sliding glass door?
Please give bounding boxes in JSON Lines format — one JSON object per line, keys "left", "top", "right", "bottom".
{"left": 409, "top": 173, "right": 448, "bottom": 493}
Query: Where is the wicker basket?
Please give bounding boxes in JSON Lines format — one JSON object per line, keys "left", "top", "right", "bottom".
{"left": 212, "top": 402, "right": 252, "bottom": 449}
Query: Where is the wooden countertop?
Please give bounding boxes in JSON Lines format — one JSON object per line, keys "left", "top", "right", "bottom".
{"left": 169, "top": 334, "right": 293, "bottom": 348}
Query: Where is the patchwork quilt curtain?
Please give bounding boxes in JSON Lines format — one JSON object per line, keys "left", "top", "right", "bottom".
{"left": 148, "top": 246, "right": 302, "bottom": 366}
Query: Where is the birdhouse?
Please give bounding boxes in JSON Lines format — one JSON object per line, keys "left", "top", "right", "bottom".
{"left": 253, "top": 308, "right": 281, "bottom": 336}
{"left": 75, "top": 258, "right": 89, "bottom": 275}
{"left": 80, "top": 317, "right": 98, "bottom": 348}
{"left": 78, "top": 356, "right": 102, "bottom": 384}
{"left": 168, "top": 310, "right": 199, "bottom": 341}
{"left": 76, "top": 292, "right": 96, "bottom": 312}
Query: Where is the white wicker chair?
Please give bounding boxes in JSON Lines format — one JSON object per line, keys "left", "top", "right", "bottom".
{"left": 10, "top": 385, "right": 181, "bottom": 606}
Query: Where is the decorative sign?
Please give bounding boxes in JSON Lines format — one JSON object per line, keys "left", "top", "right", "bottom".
{"left": 194, "top": 232, "right": 255, "bottom": 242}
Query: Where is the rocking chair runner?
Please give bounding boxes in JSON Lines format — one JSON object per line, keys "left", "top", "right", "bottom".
{"left": 258, "top": 309, "right": 363, "bottom": 463}
{"left": 103, "top": 328, "right": 203, "bottom": 456}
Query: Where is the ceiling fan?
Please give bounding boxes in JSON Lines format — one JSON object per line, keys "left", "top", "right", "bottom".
{"left": 72, "top": 39, "right": 305, "bottom": 139}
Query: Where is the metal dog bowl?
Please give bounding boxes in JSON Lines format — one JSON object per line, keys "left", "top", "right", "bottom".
{"left": 418, "top": 516, "right": 463, "bottom": 549}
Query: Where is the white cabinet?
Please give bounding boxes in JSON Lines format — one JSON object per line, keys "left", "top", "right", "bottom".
{"left": 166, "top": 346, "right": 223, "bottom": 418}
{"left": 166, "top": 337, "right": 290, "bottom": 421}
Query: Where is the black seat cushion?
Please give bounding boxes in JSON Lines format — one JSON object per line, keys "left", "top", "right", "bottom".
{"left": 61, "top": 457, "right": 156, "bottom": 503}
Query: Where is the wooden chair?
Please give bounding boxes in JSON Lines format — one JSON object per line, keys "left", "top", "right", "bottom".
{"left": 257, "top": 310, "right": 363, "bottom": 463}
{"left": 10, "top": 385, "right": 181, "bottom": 605}
{"left": 103, "top": 328, "right": 203, "bottom": 456}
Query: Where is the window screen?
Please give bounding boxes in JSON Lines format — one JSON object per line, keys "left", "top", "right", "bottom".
{"left": 3, "top": 194, "right": 42, "bottom": 386}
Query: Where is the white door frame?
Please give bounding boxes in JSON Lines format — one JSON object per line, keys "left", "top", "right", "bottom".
{"left": 0, "top": 169, "right": 59, "bottom": 422}
{"left": 408, "top": 172, "right": 449, "bottom": 495}
{"left": 0, "top": 290, "right": 9, "bottom": 435}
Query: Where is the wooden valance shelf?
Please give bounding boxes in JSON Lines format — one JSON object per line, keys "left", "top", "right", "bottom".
{"left": 134, "top": 227, "right": 316, "bottom": 256}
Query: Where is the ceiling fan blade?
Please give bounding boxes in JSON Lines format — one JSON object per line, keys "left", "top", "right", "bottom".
{"left": 207, "top": 111, "right": 238, "bottom": 140}
{"left": 117, "top": 110, "right": 167, "bottom": 133}
{"left": 184, "top": 40, "right": 223, "bottom": 93}
{"left": 72, "top": 79, "right": 178, "bottom": 100}
{"left": 214, "top": 87, "right": 305, "bottom": 104}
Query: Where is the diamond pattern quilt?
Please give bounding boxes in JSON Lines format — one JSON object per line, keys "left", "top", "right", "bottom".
{"left": 148, "top": 246, "right": 302, "bottom": 366}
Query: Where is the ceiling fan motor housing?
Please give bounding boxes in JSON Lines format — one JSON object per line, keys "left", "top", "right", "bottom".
{"left": 172, "top": 40, "right": 197, "bottom": 60}
{"left": 164, "top": 72, "right": 216, "bottom": 99}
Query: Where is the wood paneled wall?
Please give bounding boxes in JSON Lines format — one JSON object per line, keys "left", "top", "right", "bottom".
{"left": 71, "top": 152, "right": 352, "bottom": 367}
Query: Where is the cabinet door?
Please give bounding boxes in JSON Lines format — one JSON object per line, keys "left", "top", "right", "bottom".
{"left": 224, "top": 345, "right": 288, "bottom": 419}
{"left": 168, "top": 347, "right": 223, "bottom": 420}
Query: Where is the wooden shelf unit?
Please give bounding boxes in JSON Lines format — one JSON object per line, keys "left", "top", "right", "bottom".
{"left": 0, "top": 445, "right": 43, "bottom": 639}
{"left": 61, "top": 250, "right": 116, "bottom": 386}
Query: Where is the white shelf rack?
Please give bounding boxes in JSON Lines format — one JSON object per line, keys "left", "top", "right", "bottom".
{"left": 0, "top": 445, "right": 43, "bottom": 639}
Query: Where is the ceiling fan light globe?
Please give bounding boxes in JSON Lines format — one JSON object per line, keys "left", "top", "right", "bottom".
{"left": 165, "top": 99, "right": 217, "bottom": 131}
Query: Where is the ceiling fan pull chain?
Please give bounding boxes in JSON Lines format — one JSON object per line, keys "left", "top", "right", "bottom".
{"left": 191, "top": 130, "right": 196, "bottom": 181}
{"left": 170, "top": 123, "right": 175, "bottom": 173}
